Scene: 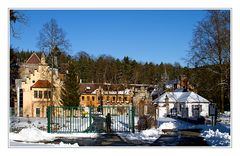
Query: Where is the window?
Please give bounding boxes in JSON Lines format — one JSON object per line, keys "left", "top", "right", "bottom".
{"left": 48, "top": 91, "right": 51, "bottom": 98}
{"left": 39, "top": 91, "right": 42, "bottom": 98}
{"left": 87, "top": 96, "right": 90, "bottom": 101}
{"left": 82, "top": 96, "right": 85, "bottom": 101}
{"left": 34, "top": 91, "right": 38, "bottom": 98}
{"left": 32, "top": 80, "right": 35, "bottom": 83}
{"left": 36, "top": 108, "right": 40, "bottom": 117}
{"left": 192, "top": 105, "right": 202, "bottom": 112}
{"left": 119, "top": 97, "right": 122, "bottom": 101}
{"left": 92, "top": 96, "right": 95, "bottom": 101}
{"left": 180, "top": 103, "right": 185, "bottom": 112}
{"left": 113, "top": 96, "right": 115, "bottom": 101}
{"left": 19, "top": 89, "right": 23, "bottom": 107}
{"left": 107, "top": 96, "right": 109, "bottom": 101}
{"left": 124, "top": 97, "right": 127, "bottom": 101}
{"left": 44, "top": 91, "right": 48, "bottom": 99}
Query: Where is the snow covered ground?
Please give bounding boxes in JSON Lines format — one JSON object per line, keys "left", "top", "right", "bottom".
{"left": 10, "top": 141, "right": 80, "bottom": 147}
{"left": 118, "top": 128, "right": 163, "bottom": 144}
{"left": 9, "top": 126, "right": 98, "bottom": 147}
{"left": 201, "top": 111, "right": 231, "bottom": 146}
{"left": 156, "top": 111, "right": 231, "bottom": 146}
{"left": 10, "top": 117, "right": 47, "bottom": 132}
{"left": 9, "top": 111, "right": 230, "bottom": 146}
{"left": 118, "top": 119, "right": 177, "bottom": 144}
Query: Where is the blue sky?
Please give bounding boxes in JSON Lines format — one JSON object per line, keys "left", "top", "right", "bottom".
{"left": 11, "top": 10, "right": 207, "bottom": 66}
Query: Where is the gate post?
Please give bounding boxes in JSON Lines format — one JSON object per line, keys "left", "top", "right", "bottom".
{"left": 70, "top": 107, "right": 73, "bottom": 133}
{"left": 132, "top": 106, "right": 135, "bottom": 133}
{"left": 89, "top": 106, "right": 92, "bottom": 132}
{"left": 47, "top": 106, "right": 51, "bottom": 133}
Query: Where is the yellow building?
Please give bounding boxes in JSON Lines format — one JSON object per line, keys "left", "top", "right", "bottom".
{"left": 79, "top": 83, "right": 133, "bottom": 107}
{"left": 15, "top": 53, "right": 62, "bottom": 117}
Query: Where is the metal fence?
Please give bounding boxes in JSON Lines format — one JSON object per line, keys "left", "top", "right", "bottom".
{"left": 47, "top": 105, "right": 135, "bottom": 133}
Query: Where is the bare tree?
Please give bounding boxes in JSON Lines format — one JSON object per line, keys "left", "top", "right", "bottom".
{"left": 37, "top": 18, "right": 70, "bottom": 107}
{"left": 10, "top": 10, "right": 28, "bottom": 38}
{"left": 37, "top": 18, "right": 70, "bottom": 53}
{"left": 187, "top": 10, "right": 230, "bottom": 112}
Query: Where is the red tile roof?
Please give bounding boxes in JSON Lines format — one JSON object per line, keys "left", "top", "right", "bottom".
{"left": 31, "top": 80, "right": 51, "bottom": 89}
{"left": 26, "top": 53, "right": 41, "bottom": 64}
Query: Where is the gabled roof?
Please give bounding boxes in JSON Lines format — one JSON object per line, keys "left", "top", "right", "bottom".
{"left": 26, "top": 53, "right": 41, "bottom": 64}
{"left": 153, "top": 92, "right": 209, "bottom": 104}
{"left": 174, "top": 88, "right": 187, "bottom": 92}
{"left": 31, "top": 80, "right": 51, "bottom": 89}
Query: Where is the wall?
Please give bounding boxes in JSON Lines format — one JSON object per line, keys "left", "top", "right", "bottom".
{"left": 18, "top": 63, "right": 62, "bottom": 117}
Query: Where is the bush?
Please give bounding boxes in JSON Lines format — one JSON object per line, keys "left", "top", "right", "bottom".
{"left": 137, "top": 115, "right": 155, "bottom": 131}
{"left": 81, "top": 111, "right": 88, "bottom": 118}
{"left": 197, "top": 116, "right": 205, "bottom": 124}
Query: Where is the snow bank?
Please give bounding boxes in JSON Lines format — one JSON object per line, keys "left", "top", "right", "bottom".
{"left": 10, "top": 141, "right": 79, "bottom": 147}
{"left": 159, "top": 122, "right": 176, "bottom": 130}
{"left": 9, "top": 127, "right": 99, "bottom": 143}
{"left": 118, "top": 128, "right": 162, "bottom": 143}
{"left": 57, "top": 142, "right": 79, "bottom": 147}
{"left": 157, "top": 116, "right": 231, "bottom": 146}
{"left": 9, "top": 127, "right": 54, "bottom": 142}
{"left": 141, "top": 129, "right": 162, "bottom": 138}
{"left": 201, "top": 129, "right": 231, "bottom": 146}
{"left": 218, "top": 111, "right": 231, "bottom": 125}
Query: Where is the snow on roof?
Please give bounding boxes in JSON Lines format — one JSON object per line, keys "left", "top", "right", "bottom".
{"left": 90, "top": 89, "right": 131, "bottom": 95}
{"left": 104, "top": 89, "right": 130, "bottom": 95}
{"left": 153, "top": 92, "right": 209, "bottom": 104}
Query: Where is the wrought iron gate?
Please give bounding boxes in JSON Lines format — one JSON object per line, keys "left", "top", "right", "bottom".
{"left": 47, "top": 106, "right": 135, "bottom": 133}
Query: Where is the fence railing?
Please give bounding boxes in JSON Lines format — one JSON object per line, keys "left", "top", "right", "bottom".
{"left": 47, "top": 105, "right": 135, "bottom": 133}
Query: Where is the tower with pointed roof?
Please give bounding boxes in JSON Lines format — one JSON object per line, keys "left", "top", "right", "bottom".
{"left": 40, "top": 53, "right": 47, "bottom": 65}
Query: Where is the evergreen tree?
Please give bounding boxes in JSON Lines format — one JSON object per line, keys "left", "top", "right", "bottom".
{"left": 10, "top": 48, "right": 20, "bottom": 108}
{"left": 60, "top": 62, "right": 80, "bottom": 106}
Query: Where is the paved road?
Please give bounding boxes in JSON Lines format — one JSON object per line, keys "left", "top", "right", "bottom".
{"left": 11, "top": 130, "right": 208, "bottom": 146}
{"left": 52, "top": 129, "right": 208, "bottom": 146}
{"left": 151, "top": 129, "right": 208, "bottom": 146}
{"left": 51, "top": 133, "right": 131, "bottom": 146}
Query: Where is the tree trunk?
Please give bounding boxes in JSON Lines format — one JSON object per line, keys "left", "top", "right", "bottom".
{"left": 220, "top": 74, "right": 225, "bottom": 113}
